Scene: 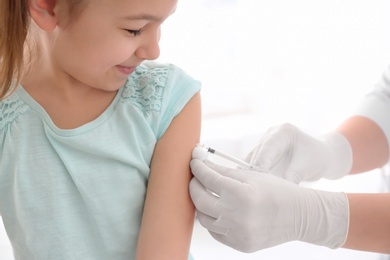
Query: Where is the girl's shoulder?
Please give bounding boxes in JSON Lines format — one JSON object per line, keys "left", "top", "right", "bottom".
{"left": 120, "top": 62, "right": 171, "bottom": 113}
{"left": 120, "top": 62, "right": 200, "bottom": 113}
{"left": 127, "top": 61, "right": 198, "bottom": 89}
{"left": 0, "top": 90, "right": 31, "bottom": 130}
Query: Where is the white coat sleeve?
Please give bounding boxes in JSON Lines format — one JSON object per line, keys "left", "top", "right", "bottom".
{"left": 355, "top": 65, "right": 390, "bottom": 147}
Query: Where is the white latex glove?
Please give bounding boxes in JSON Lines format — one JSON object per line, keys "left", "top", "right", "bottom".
{"left": 245, "top": 123, "right": 353, "bottom": 183}
{"left": 190, "top": 158, "right": 349, "bottom": 253}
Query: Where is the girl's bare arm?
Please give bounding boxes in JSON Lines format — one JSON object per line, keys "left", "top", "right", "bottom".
{"left": 136, "top": 93, "right": 201, "bottom": 259}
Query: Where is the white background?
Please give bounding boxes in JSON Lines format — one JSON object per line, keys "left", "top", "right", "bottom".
{"left": 2, "top": 1, "right": 390, "bottom": 259}
{"left": 159, "top": 0, "right": 390, "bottom": 139}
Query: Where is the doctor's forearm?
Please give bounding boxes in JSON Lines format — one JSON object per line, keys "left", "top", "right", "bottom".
{"left": 337, "top": 116, "right": 389, "bottom": 174}
{"left": 342, "top": 193, "right": 390, "bottom": 254}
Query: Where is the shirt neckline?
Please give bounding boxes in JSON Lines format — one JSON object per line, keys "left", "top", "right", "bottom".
{"left": 16, "top": 84, "right": 124, "bottom": 137}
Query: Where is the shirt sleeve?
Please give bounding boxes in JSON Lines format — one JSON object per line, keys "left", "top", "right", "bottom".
{"left": 354, "top": 65, "right": 390, "bottom": 146}
{"left": 156, "top": 64, "right": 201, "bottom": 140}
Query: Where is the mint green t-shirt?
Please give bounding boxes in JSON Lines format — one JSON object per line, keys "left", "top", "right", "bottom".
{"left": 0, "top": 62, "right": 201, "bottom": 260}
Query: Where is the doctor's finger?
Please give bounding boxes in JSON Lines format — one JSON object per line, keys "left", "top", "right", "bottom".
{"left": 189, "top": 177, "right": 221, "bottom": 219}
{"left": 191, "top": 159, "right": 244, "bottom": 194}
{"left": 196, "top": 211, "right": 229, "bottom": 235}
{"left": 203, "top": 160, "right": 252, "bottom": 182}
{"left": 209, "top": 232, "right": 257, "bottom": 253}
{"left": 246, "top": 133, "right": 290, "bottom": 170}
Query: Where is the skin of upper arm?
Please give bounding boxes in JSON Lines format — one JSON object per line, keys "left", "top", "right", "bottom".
{"left": 343, "top": 193, "right": 390, "bottom": 254}
{"left": 136, "top": 92, "right": 201, "bottom": 260}
{"left": 337, "top": 116, "right": 389, "bottom": 173}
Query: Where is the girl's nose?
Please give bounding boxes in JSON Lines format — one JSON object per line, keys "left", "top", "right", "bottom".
{"left": 135, "top": 28, "right": 161, "bottom": 60}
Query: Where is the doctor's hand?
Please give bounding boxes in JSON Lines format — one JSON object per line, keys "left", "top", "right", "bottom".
{"left": 245, "top": 123, "right": 353, "bottom": 183}
{"left": 189, "top": 159, "right": 349, "bottom": 253}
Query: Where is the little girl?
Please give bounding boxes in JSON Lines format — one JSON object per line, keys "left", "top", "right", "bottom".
{"left": 0, "top": 0, "right": 201, "bottom": 259}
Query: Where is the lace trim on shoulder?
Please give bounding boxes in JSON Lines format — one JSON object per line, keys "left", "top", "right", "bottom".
{"left": 121, "top": 65, "right": 169, "bottom": 112}
{"left": 0, "top": 94, "right": 31, "bottom": 129}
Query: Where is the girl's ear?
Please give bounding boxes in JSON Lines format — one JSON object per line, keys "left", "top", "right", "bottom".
{"left": 29, "top": 0, "right": 57, "bottom": 31}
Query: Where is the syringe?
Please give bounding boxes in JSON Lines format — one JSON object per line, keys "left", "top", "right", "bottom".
{"left": 195, "top": 144, "right": 255, "bottom": 171}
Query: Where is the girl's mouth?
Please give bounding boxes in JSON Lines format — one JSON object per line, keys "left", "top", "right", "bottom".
{"left": 116, "top": 65, "right": 135, "bottom": 75}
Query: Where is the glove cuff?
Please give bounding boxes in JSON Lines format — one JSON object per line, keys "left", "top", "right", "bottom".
{"left": 320, "top": 132, "right": 353, "bottom": 180}
{"left": 323, "top": 192, "right": 350, "bottom": 249}
{"left": 301, "top": 190, "right": 350, "bottom": 249}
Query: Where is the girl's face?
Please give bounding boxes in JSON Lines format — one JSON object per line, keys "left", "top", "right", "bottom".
{"left": 50, "top": 0, "right": 177, "bottom": 91}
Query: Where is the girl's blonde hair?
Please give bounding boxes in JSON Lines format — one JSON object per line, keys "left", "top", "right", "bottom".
{"left": 0, "top": 0, "right": 29, "bottom": 100}
{"left": 0, "top": 0, "right": 87, "bottom": 100}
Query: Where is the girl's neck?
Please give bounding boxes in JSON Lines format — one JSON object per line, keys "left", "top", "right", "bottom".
{"left": 22, "top": 63, "right": 118, "bottom": 130}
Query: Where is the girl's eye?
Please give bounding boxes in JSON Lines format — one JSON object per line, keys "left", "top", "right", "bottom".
{"left": 126, "top": 29, "right": 142, "bottom": 36}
